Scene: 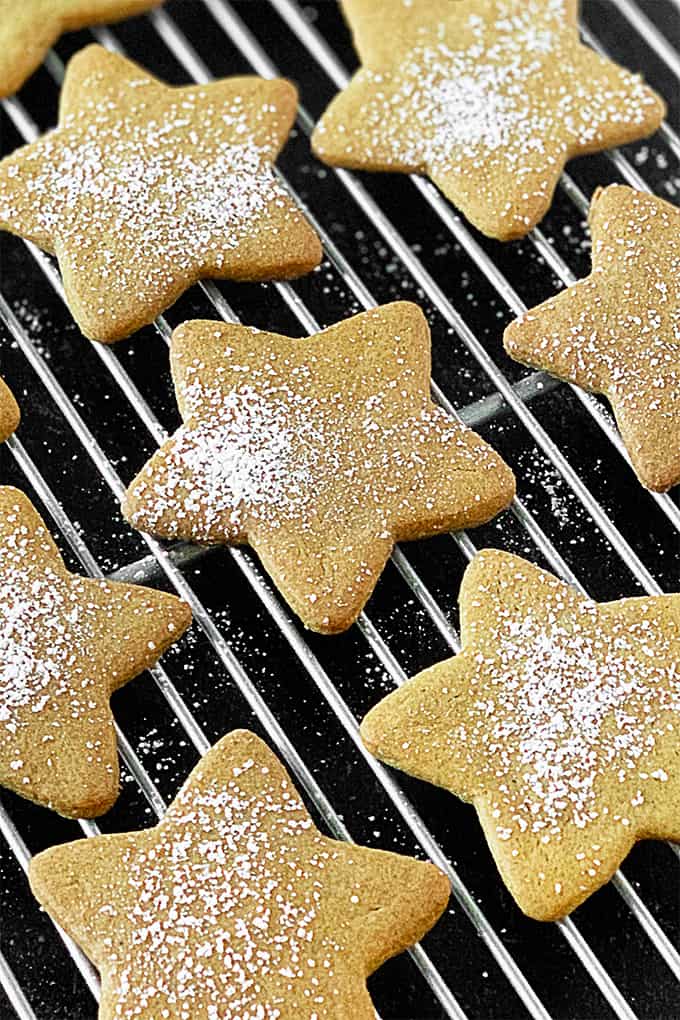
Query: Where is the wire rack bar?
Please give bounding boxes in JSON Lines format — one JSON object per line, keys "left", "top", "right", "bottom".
{"left": 557, "top": 918, "right": 639, "bottom": 1020}
{"left": 458, "top": 372, "right": 559, "bottom": 429}
{"left": 578, "top": 18, "right": 680, "bottom": 162}
{"left": 0, "top": 799, "right": 101, "bottom": 1001}
{"left": 608, "top": 0, "right": 680, "bottom": 88}
{"left": 0, "top": 951, "right": 39, "bottom": 1020}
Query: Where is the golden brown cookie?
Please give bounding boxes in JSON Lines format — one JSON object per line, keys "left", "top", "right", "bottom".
{"left": 504, "top": 184, "right": 680, "bottom": 491}
{"left": 29, "top": 728, "right": 450, "bottom": 1019}
{"left": 0, "top": 485, "right": 191, "bottom": 817}
{"left": 0, "top": 0, "right": 162, "bottom": 98}
{"left": 122, "top": 302, "right": 516, "bottom": 634}
{"left": 312, "top": 0, "right": 665, "bottom": 240}
{"left": 361, "top": 549, "right": 680, "bottom": 921}
{"left": 0, "top": 375, "right": 20, "bottom": 442}
{"left": 0, "top": 44, "right": 322, "bottom": 343}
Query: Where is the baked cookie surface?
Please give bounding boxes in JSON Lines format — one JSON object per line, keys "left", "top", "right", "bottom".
{"left": 29, "top": 728, "right": 450, "bottom": 1020}
{"left": 0, "top": 375, "right": 20, "bottom": 442}
{"left": 505, "top": 184, "right": 680, "bottom": 492}
{"left": 122, "top": 302, "right": 516, "bottom": 633}
{"left": 312, "top": 0, "right": 665, "bottom": 240}
{"left": 0, "top": 486, "right": 191, "bottom": 817}
{"left": 0, "top": 0, "right": 161, "bottom": 98}
{"left": 0, "top": 45, "right": 322, "bottom": 342}
{"left": 361, "top": 549, "right": 680, "bottom": 920}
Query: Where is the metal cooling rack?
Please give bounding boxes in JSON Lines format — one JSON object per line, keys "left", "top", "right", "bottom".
{"left": 0, "top": 1, "right": 678, "bottom": 1017}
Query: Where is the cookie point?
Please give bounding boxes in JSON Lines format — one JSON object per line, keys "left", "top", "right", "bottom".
{"left": 359, "top": 704, "right": 386, "bottom": 756}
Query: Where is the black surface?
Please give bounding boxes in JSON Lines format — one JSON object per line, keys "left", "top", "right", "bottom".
{"left": 0, "top": 2, "right": 679, "bottom": 1019}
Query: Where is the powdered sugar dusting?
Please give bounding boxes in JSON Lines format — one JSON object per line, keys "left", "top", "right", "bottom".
{"left": 478, "top": 598, "right": 678, "bottom": 836}
{"left": 1, "top": 508, "right": 101, "bottom": 734}
{"left": 0, "top": 493, "right": 188, "bottom": 803}
{"left": 129, "top": 376, "right": 484, "bottom": 538}
{"left": 125, "top": 321, "right": 508, "bottom": 546}
{"left": 520, "top": 193, "right": 680, "bottom": 401}
{"left": 100, "top": 756, "right": 360, "bottom": 1018}
{"left": 0, "top": 57, "right": 314, "bottom": 334}
{"left": 4, "top": 106, "right": 290, "bottom": 265}
{"left": 315, "top": 0, "right": 662, "bottom": 234}
{"left": 438, "top": 561, "right": 680, "bottom": 846}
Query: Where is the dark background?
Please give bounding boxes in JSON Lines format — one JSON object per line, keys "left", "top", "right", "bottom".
{"left": 0, "top": 2, "right": 678, "bottom": 1018}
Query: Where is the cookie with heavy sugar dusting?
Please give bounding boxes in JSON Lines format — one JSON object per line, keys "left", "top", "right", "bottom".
{"left": 361, "top": 549, "right": 680, "bottom": 920}
{"left": 505, "top": 184, "right": 680, "bottom": 492}
{"left": 312, "top": 0, "right": 665, "bottom": 240}
{"left": 0, "top": 0, "right": 162, "bottom": 98}
{"left": 0, "top": 486, "right": 191, "bottom": 817}
{"left": 122, "top": 302, "right": 516, "bottom": 634}
{"left": 0, "top": 375, "right": 19, "bottom": 442}
{"left": 0, "top": 45, "right": 322, "bottom": 342}
{"left": 29, "top": 728, "right": 451, "bottom": 1019}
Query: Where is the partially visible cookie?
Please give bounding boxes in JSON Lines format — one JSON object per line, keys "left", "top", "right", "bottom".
{"left": 505, "top": 184, "right": 680, "bottom": 491}
{"left": 0, "top": 1, "right": 162, "bottom": 98}
{"left": 0, "top": 45, "right": 322, "bottom": 342}
{"left": 312, "top": 0, "right": 665, "bottom": 240}
{"left": 0, "top": 486, "right": 191, "bottom": 817}
{"left": 0, "top": 375, "right": 19, "bottom": 442}
{"left": 122, "top": 302, "right": 516, "bottom": 634}
{"left": 29, "top": 728, "right": 451, "bottom": 1019}
{"left": 361, "top": 549, "right": 680, "bottom": 921}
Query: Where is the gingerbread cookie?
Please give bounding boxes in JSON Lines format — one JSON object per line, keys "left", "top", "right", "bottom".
{"left": 361, "top": 549, "right": 680, "bottom": 921}
{"left": 0, "top": 45, "right": 322, "bottom": 343}
{"left": 0, "top": 375, "right": 20, "bottom": 442}
{"left": 505, "top": 184, "right": 680, "bottom": 491}
{"left": 312, "top": 0, "right": 665, "bottom": 240}
{"left": 0, "top": 486, "right": 191, "bottom": 817}
{"left": 0, "top": 0, "right": 162, "bottom": 99}
{"left": 30, "top": 728, "right": 450, "bottom": 1019}
{"left": 122, "top": 302, "right": 516, "bottom": 634}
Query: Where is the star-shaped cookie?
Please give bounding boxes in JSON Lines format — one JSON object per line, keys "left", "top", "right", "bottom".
{"left": 0, "top": 45, "right": 322, "bottom": 343}
{"left": 0, "top": 486, "right": 191, "bottom": 817}
{"left": 505, "top": 184, "right": 680, "bottom": 491}
{"left": 0, "top": 0, "right": 161, "bottom": 98}
{"left": 312, "top": 0, "right": 666, "bottom": 240}
{"left": 122, "top": 302, "right": 516, "bottom": 634}
{"left": 0, "top": 375, "right": 20, "bottom": 442}
{"left": 29, "top": 728, "right": 450, "bottom": 1019}
{"left": 361, "top": 549, "right": 680, "bottom": 921}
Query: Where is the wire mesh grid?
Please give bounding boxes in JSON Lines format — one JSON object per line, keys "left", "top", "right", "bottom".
{"left": 0, "top": 1, "right": 678, "bottom": 1017}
